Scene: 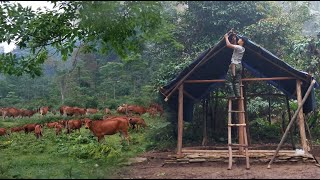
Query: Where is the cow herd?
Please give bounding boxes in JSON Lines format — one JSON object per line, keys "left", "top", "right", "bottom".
{"left": 0, "top": 103, "right": 163, "bottom": 144}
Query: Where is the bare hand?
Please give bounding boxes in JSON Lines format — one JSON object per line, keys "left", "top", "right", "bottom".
{"left": 224, "top": 33, "right": 229, "bottom": 38}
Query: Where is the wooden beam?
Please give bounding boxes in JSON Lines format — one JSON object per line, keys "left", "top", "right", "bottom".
{"left": 296, "top": 80, "right": 308, "bottom": 152}
{"left": 177, "top": 84, "right": 184, "bottom": 156}
{"left": 267, "top": 79, "right": 316, "bottom": 169}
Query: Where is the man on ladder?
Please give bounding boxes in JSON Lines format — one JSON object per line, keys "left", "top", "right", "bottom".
{"left": 224, "top": 30, "right": 250, "bottom": 170}
{"left": 224, "top": 30, "right": 247, "bottom": 98}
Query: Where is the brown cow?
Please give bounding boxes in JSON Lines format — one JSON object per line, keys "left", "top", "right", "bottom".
{"left": 2, "top": 107, "right": 20, "bottom": 118}
{"left": 23, "top": 123, "right": 37, "bottom": 134}
{"left": 73, "top": 107, "right": 87, "bottom": 116}
{"left": 54, "top": 124, "right": 63, "bottom": 135}
{"left": 84, "top": 118, "right": 130, "bottom": 144}
{"left": 39, "top": 106, "right": 49, "bottom": 116}
{"left": 10, "top": 126, "right": 24, "bottom": 133}
{"left": 66, "top": 119, "right": 82, "bottom": 133}
{"left": 127, "top": 105, "right": 146, "bottom": 115}
{"left": 0, "top": 128, "right": 9, "bottom": 136}
{"left": 34, "top": 124, "right": 43, "bottom": 139}
{"left": 45, "top": 122, "right": 59, "bottom": 129}
{"left": 129, "top": 117, "right": 147, "bottom": 130}
{"left": 20, "top": 109, "right": 37, "bottom": 118}
{"left": 86, "top": 108, "right": 99, "bottom": 115}
{"left": 58, "top": 120, "right": 67, "bottom": 128}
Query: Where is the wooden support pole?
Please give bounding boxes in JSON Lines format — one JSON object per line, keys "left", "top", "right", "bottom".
{"left": 238, "top": 82, "right": 245, "bottom": 153}
{"left": 177, "top": 83, "right": 184, "bottom": 156}
{"left": 202, "top": 99, "right": 208, "bottom": 146}
{"left": 285, "top": 95, "right": 296, "bottom": 149}
{"left": 267, "top": 79, "right": 316, "bottom": 169}
{"left": 296, "top": 80, "right": 308, "bottom": 152}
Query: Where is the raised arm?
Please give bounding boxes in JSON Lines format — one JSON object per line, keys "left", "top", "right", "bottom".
{"left": 224, "top": 33, "right": 236, "bottom": 49}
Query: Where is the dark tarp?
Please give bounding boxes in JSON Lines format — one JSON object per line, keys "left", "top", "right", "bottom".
{"left": 160, "top": 34, "right": 319, "bottom": 122}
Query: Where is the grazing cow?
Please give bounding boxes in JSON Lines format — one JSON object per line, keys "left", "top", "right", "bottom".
{"left": 66, "top": 119, "right": 82, "bottom": 133}
{"left": 104, "top": 108, "right": 111, "bottom": 114}
{"left": 39, "top": 106, "right": 49, "bottom": 116}
{"left": 84, "top": 118, "right": 130, "bottom": 144}
{"left": 20, "top": 109, "right": 37, "bottom": 118}
{"left": 10, "top": 126, "right": 24, "bottom": 133}
{"left": 34, "top": 124, "right": 43, "bottom": 139}
{"left": 45, "top": 122, "right": 59, "bottom": 129}
{"left": 73, "top": 107, "right": 86, "bottom": 116}
{"left": 129, "top": 117, "right": 147, "bottom": 130}
{"left": 86, "top": 108, "right": 99, "bottom": 115}
{"left": 0, "top": 128, "right": 9, "bottom": 136}
{"left": 54, "top": 124, "right": 63, "bottom": 135}
{"left": 127, "top": 105, "right": 146, "bottom": 115}
{"left": 2, "top": 107, "right": 20, "bottom": 119}
{"left": 59, "top": 105, "right": 68, "bottom": 115}
{"left": 23, "top": 123, "right": 37, "bottom": 134}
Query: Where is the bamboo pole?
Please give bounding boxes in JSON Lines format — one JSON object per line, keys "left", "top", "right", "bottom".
{"left": 285, "top": 95, "right": 296, "bottom": 149}
{"left": 267, "top": 79, "right": 316, "bottom": 169}
{"left": 177, "top": 84, "right": 184, "bottom": 156}
{"left": 296, "top": 80, "right": 308, "bottom": 152}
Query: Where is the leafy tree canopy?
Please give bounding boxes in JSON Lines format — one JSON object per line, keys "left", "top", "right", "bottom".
{"left": 0, "top": 1, "right": 173, "bottom": 77}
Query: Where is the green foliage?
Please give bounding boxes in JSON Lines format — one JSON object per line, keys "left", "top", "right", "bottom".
{"left": 249, "top": 118, "right": 282, "bottom": 143}
{"left": 0, "top": 1, "right": 174, "bottom": 77}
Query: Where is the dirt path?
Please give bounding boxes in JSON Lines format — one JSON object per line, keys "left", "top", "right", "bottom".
{"left": 112, "top": 150, "right": 320, "bottom": 179}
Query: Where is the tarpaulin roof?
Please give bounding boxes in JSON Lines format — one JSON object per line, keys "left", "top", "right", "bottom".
{"left": 160, "top": 34, "right": 319, "bottom": 121}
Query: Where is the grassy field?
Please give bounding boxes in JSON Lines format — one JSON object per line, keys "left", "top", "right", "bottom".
{"left": 0, "top": 113, "right": 170, "bottom": 179}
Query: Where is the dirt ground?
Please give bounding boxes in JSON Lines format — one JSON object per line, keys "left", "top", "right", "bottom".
{"left": 112, "top": 150, "right": 320, "bottom": 179}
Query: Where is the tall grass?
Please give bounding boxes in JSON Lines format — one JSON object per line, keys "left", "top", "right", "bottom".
{"left": 0, "top": 113, "right": 173, "bottom": 178}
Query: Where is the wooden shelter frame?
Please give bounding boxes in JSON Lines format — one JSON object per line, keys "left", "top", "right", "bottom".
{"left": 161, "top": 76, "right": 316, "bottom": 165}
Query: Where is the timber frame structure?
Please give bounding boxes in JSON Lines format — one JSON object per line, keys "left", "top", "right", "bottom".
{"left": 159, "top": 32, "right": 319, "bottom": 167}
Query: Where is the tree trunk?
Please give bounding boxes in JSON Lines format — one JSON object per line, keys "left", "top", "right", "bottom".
{"left": 60, "top": 75, "right": 66, "bottom": 104}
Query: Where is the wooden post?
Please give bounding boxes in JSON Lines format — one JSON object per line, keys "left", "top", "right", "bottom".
{"left": 267, "top": 79, "right": 316, "bottom": 169}
{"left": 177, "top": 83, "right": 184, "bottom": 156}
{"left": 202, "top": 99, "right": 208, "bottom": 146}
{"left": 296, "top": 80, "right": 308, "bottom": 152}
{"left": 285, "top": 95, "right": 296, "bottom": 149}
{"left": 238, "top": 81, "right": 244, "bottom": 153}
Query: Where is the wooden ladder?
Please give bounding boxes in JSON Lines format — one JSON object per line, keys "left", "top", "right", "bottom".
{"left": 227, "top": 83, "right": 250, "bottom": 170}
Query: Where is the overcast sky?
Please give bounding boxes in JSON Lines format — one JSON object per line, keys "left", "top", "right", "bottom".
{"left": 0, "top": 1, "right": 54, "bottom": 53}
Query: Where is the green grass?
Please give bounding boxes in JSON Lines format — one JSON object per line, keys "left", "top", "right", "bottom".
{"left": 0, "top": 114, "right": 172, "bottom": 179}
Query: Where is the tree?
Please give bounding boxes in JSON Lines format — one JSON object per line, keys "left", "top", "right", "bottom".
{"left": 0, "top": 1, "right": 172, "bottom": 77}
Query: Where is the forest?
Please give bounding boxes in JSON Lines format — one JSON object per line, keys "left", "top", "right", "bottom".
{"left": 0, "top": 1, "right": 319, "bottom": 178}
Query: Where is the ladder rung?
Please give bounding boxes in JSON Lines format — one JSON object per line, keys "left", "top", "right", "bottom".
{"left": 228, "top": 110, "right": 245, "bottom": 113}
{"left": 228, "top": 143, "right": 248, "bottom": 147}
{"left": 228, "top": 123, "right": 246, "bottom": 126}
{"left": 231, "top": 155, "right": 248, "bottom": 158}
